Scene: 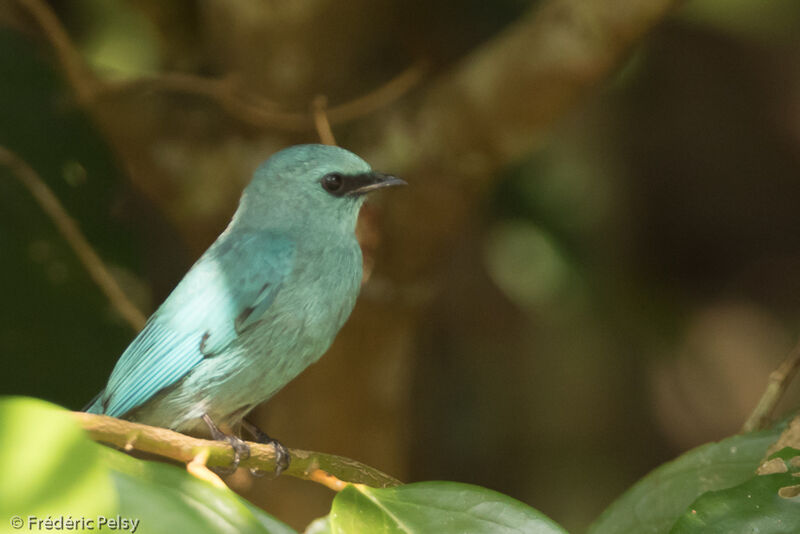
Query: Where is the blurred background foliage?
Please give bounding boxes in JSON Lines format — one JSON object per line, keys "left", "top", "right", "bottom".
{"left": 1, "top": 0, "right": 800, "bottom": 532}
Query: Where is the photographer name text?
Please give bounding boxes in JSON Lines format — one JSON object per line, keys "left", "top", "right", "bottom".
{"left": 9, "top": 515, "right": 139, "bottom": 532}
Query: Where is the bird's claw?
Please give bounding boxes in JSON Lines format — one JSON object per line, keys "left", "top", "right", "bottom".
{"left": 248, "top": 466, "right": 267, "bottom": 478}
{"left": 272, "top": 439, "right": 290, "bottom": 476}
{"left": 209, "top": 434, "right": 250, "bottom": 476}
{"left": 203, "top": 413, "right": 251, "bottom": 476}
{"left": 242, "top": 419, "right": 291, "bottom": 477}
{"left": 229, "top": 434, "right": 251, "bottom": 469}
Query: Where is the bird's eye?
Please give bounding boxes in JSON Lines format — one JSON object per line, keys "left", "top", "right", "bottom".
{"left": 321, "top": 173, "right": 344, "bottom": 193}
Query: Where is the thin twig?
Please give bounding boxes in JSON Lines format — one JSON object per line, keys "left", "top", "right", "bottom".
{"left": 0, "top": 146, "right": 147, "bottom": 331}
{"left": 74, "top": 412, "right": 402, "bottom": 489}
{"left": 312, "top": 95, "right": 337, "bottom": 146}
{"left": 325, "top": 62, "right": 426, "bottom": 123}
{"left": 187, "top": 448, "right": 228, "bottom": 489}
{"left": 99, "top": 72, "right": 247, "bottom": 104}
{"left": 15, "top": 0, "right": 97, "bottom": 103}
{"left": 94, "top": 72, "right": 307, "bottom": 128}
{"left": 309, "top": 468, "right": 348, "bottom": 492}
{"left": 742, "top": 338, "right": 800, "bottom": 433}
{"left": 96, "top": 63, "right": 426, "bottom": 131}
{"left": 17, "top": 0, "right": 424, "bottom": 132}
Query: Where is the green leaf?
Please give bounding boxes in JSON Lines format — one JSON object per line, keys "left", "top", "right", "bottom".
{"left": 305, "top": 516, "right": 333, "bottom": 534}
{"left": 670, "top": 447, "right": 800, "bottom": 533}
{"left": 0, "top": 396, "right": 116, "bottom": 523}
{"left": 588, "top": 424, "right": 786, "bottom": 534}
{"left": 0, "top": 397, "right": 295, "bottom": 534}
{"left": 100, "top": 448, "right": 296, "bottom": 534}
{"left": 328, "top": 481, "right": 567, "bottom": 533}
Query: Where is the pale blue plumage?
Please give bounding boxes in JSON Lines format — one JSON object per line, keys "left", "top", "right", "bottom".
{"left": 86, "top": 145, "right": 403, "bottom": 437}
{"left": 95, "top": 232, "right": 294, "bottom": 419}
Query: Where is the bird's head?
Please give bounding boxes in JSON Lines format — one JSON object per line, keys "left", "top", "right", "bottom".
{"left": 235, "top": 144, "right": 405, "bottom": 233}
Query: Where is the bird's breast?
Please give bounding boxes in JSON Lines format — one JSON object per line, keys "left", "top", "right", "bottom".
{"left": 246, "top": 238, "right": 362, "bottom": 362}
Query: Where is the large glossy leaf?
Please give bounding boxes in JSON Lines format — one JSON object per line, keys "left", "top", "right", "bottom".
{"left": 0, "top": 397, "right": 294, "bottom": 534}
{"left": 588, "top": 424, "right": 786, "bottom": 534}
{"left": 670, "top": 447, "right": 800, "bottom": 533}
{"left": 328, "top": 481, "right": 568, "bottom": 533}
{"left": 100, "top": 448, "right": 296, "bottom": 534}
{"left": 0, "top": 397, "right": 116, "bottom": 526}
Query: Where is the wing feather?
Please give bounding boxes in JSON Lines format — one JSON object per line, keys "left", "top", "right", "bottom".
{"left": 92, "top": 231, "right": 295, "bottom": 418}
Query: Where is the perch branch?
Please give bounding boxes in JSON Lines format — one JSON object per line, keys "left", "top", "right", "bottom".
{"left": 742, "top": 337, "right": 800, "bottom": 433}
{"left": 74, "top": 412, "right": 401, "bottom": 489}
{"left": 0, "top": 146, "right": 147, "bottom": 331}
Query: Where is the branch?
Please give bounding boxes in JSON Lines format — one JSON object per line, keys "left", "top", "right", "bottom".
{"left": 368, "top": 0, "right": 683, "bottom": 177}
{"left": 312, "top": 95, "right": 337, "bottom": 146}
{"left": 742, "top": 338, "right": 800, "bottom": 433}
{"left": 354, "top": 0, "right": 686, "bottom": 292}
{"left": 0, "top": 146, "right": 147, "bottom": 331}
{"left": 74, "top": 412, "right": 401, "bottom": 489}
{"left": 95, "top": 63, "right": 426, "bottom": 131}
{"left": 15, "top": 0, "right": 425, "bottom": 131}
{"left": 95, "top": 73, "right": 311, "bottom": 130}
{"left": 15, "top": 0, "right": 98, "bottom": 104}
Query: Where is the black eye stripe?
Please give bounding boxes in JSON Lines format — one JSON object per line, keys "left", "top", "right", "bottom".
{"left": 321, "top": 173, "right": 344, "bottom": 194}
{"left": 319, "top": 171, "right": 403, "bottom": 197}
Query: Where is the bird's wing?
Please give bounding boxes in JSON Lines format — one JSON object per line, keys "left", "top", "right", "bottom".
{"left": 97, "top": 231, "right": 296, "bottom": 418}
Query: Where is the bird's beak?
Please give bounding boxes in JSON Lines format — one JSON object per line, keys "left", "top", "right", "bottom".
{"left": 345, "top": 172, "right": 407, "bottom": 196}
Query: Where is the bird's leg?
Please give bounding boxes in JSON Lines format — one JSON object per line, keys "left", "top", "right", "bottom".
{"left": 202, "top": 413, "right": 250, "bottom": 475}
{"left": 241, "top": 418, "right": 291, "bottom": 477}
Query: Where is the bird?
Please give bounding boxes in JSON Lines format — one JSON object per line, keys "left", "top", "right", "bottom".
{"left": 85, "top": 144, "right": 405, "bottom": 474}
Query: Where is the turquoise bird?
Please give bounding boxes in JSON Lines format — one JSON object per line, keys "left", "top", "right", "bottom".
{"left": 86, "top": 144, "right": 405, "bottom": 473}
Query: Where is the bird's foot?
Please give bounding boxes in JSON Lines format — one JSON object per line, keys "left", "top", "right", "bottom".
{"left": 202, "top": 413, "right": 250, "bottom": 476}
{"left": 242, "top": 419, "right": 291, "bottom": 478}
